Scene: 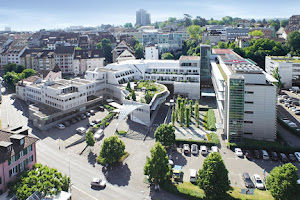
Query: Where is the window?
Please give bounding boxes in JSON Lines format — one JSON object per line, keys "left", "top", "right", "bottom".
{"left": 20, "top": 138, "right": 24, "bottom": 145}
{"left": 245, "top": 91, "right": 254, "bottom": 94}
{"left": 244, "top": 132, "right": 253, "bottom": 135}
{"left": 28, "top": 144, "right": 33, "bottom": 152}
{"left": 245, "top": 111, "right": 253, "bottom": 114}
{"left": 245, "top": 101, "right": 253, "bottom": 104}
{"left": 244, "top": 121, "right": 253, "bottom": 123}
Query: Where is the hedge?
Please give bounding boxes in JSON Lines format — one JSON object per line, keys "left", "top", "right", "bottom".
{"left": 104, "top": 104, "right": 115, "bottom": 110}
{"left": 176, "top": 138, "right": 217, "bottom": 148}
{"left": 206, "top": 132, "right": 220, "bottom": 145}
{"left": 95, "top": 112, "right": 116, "bottom": 128}
{"left": 161, "top": 182, "right": 205, "bottom": 200}
{"left": 203, "top": 109, "right": 216, "bottom": 131}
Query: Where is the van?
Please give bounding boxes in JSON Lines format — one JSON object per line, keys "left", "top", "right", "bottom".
{"left": 261, "top": 150, "right": 269, "bottom": 160}
{"left": 189, "top": 169, "right": 198, "bottom": 183}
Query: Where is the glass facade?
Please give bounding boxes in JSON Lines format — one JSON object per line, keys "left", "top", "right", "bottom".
{"left": 200, "top": 45, "right": 211, "bottom": 81}
{"left": 228, "top": 77, "right": 244, "bottom": 142}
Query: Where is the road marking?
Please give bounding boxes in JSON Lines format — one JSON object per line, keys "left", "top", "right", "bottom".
{"left": 72, "top": 185, "right": 99, "bottom": 200}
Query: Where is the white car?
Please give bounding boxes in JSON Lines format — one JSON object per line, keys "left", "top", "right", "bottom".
{"left": 91, "top": 178, "right": 106, "bottom": 188}
{"left": 294, "top": 152, "right": 300, "bottom": 162}
{"left": 253, "top": 174, "right": 265, "bottom": 190}
{"left": 76, "top": 127, "right": 87, "bottom": 134}
{"left": 94, "top": 129, "right": 104, "bottom": 140}
{"left": 56, "top": 124, "right": 65, "bottom": 130}
{"left": 211, "top": 146, "right": 219, "bottom": 153}
{"left": 191, "top": 144, "right": 199, "bottom": 155}
{"left": 200, "top": 145, "right": 208, "bottom": 155}
{"left": 183, "top": 144, "right": 190, "bottom": 154}
{"left": 235, "top": 148, "right": 243, "bottom": 157}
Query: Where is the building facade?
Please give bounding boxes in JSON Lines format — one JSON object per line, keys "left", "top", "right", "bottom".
{"left": 0, "top": 131, "right": 38, "bottom": 194}
{"left": 54, "top": 46, "right": 75, "bottom": 74}
{"left": 211, "top": 49, "right": 277, "bottom": 142}
{"left": 288, "top": 15, "right": 300, "bottom": 31}
{"left": 226, "top": 27, "right": 249, "bottom": 40}
{"left": 145, "top": 46, "right": 159, "bottom": 60}
{"left": 265, "top": 56, "right": 300, "bottom": 89}
{"left": 136, "top": 9, "right": 151, "bottom": 26}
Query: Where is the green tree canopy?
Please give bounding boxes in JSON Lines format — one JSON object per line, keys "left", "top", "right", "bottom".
{"left": 75, "top": 47, "right": 82, "bottom": 50}
{"left": 154, "top": 124, "right": 176, "bottom": 146}
{"left": 99, "top": 136, "right": 125, "bottom": 165}
{"left": 273, "top": 67, "right": 282, "bottom": 90}
{"left": 144, "top": 142, "right": 171, "bottom": 184}
{"left": 266, "top": 163, "right": 298, "bottom": 200}
{"left": 86, "top": 130, "right": 95, "bottom": 147}
{"left": 4, "top": 63, "right": 17, "bottom": 74}
{"left": 198, "top": 153, "right": 230, "bottom": 198}
{"left": 249, "top": 30, "right": 265, "bottom": 37}
{"left": 161, "top": 53, "right": 174, "bottom": 60}
{"left": 131, "top": 90, "right": 136, "bottom": 101}
{"left": 16, "top": 65, "right": 25, "bottom": 73}
{"left": 187, "top": 25, "right": 202, "bottom": 41}
{"left": 126, "top": 81, "right": 132, "bottom": 91}
{"left": 280, "top": 19, "right": 289, "bottom": 27}
{"left": 134, "top": 43, "right": 144, "bottom": 59}
{"left": 9, "top": 163, "right": 70, "bottom": 200}
{"left": 287, "top": 31, "right": 300, "bottom": 55}
{"left": 98, "top": 38, "right": 112, "bottom": 63}
{"left": 124, "top": 23, "right": 133, "bottom": 28}
{"left": 22, "top": 69, "right": 36, "bottom": 78}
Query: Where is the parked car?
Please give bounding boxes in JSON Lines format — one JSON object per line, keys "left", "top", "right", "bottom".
{"left": 211, "top": 146, "right": 219, "bottom": 153}
{"left": 94, "top": 129, "right": 104, "bottom": 140}
{"left": 279, "top": 153, "right": 289, "bottom": 163}
{"left": 90, "top": 110, "right": 96, "bottom": 115}
{"left": 294, "top": 152, "right": 300, "bottom": 162}
{"left": 244, "top": 150, "right": 252, "bottom": 160}
{"left": 253, "top": 174, "right": 265, "bottom": 190}
{"left": 288, "top": 122, "right": 297, "bottom": 128}
{"left": 189, "top": 169, "right": 198, "bottom": 183}
{"left": 235, "top": 148, "right": 243, "bottom": 157}
{"left": 85, "top": 112, "right": 91, "bottom": 117}
{"left": 200, "top": 145, "right": 208, "bottom": 155}
{"left": 288, "top": 153, "right": 297, "bottom": 162}
{"left": 91, "top": 178, "right": 106, "bottom": 188}
{"left": 76, "top": 127, "right": 86, "bottom": 134}
{"left": 261, "top": 150, "right": 269, "bottom": 160}
{"left": 99, "top": 106, "right": 105, "bottom": 111}
{"left": 80, "top": 114, "right": 86, "bottom": 119}
{"left": 56, "top": 124, "right": 65, "bottom": 130}
{"left": 270, "top": 151, "right": 278, "bottom": 161}
{"left": 75, "top": 115, "right": 82, "bottom": 121}
{"left": 191, "top": 144, "right": 198, "bottom": 155}
{"left": 183, "top": 144, "right": 190, "bottom": 155}
{"left": 71, "top": 118, "right": 77, "bottom": 124}
{"left": 253, "top": 150, "right": 261, "bottom": 159}
{"left": 89, "top": 122, "right": 96, "bottom": 127}
{"left": 63, "top": 121, "right": 71, "bottom": 127}
{"left": 92, "top": 119, "right": 102, "bottom": 124}
{"left": 242, "top": 173, "right": 254, "bottom": 188}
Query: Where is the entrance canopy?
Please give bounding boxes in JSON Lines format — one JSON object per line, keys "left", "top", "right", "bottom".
{"left": 108, "top": 102, "right": 122, "bottom": 109}
{"left": 116, "top": 103, "right": 144, "bottom": 128}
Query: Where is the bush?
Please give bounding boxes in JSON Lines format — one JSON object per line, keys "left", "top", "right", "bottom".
{"left": 117, "top": 130, "right": 127, "bottom": 135}
{"left": 206, "top": 132, "right": 220, "bottom": 145}
{"left": 105, "top": 122, "right": 110, "bottom": 126}
{"left": 161, "top": 182, "right": 205, "bottom": 200}
{"left": 104, "top": 104, "right": 115, "bottom": 110}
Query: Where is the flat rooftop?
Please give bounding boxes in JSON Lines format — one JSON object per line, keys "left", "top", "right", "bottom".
{"left": 268, "top": 56, "right": 300, "bottom": 63}
{"left": 179, "top": 56, "right": 200, "bottom": 61}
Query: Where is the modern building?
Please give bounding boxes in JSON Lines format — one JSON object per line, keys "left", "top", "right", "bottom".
{"left": 288, "top": 15, "right": 300, "bottom": 31}
{"left": 265, "top": 56, "right": 300, "bottom": 89}
{"left": 202, "top": 30, "right": 222, "bottom": 45}
{"left": 205, "top": 25, "right": 227, "bottom": 40}
{"left": 145, "top": 45, "right": 159, "bottom": 60}
{"left": 211, "top": 49, "right": 277, "bottom": 142}
{"left": 136, "top": 9, "right": 151, "bottom": 26}
{"left": 226, "top": 27, "right": 249, "bottom": 40}
{"left": 0, "top": 131, "right": 38, "bottom": 194}
{"left": 200, "top": 45, "right": 212, "bottom": 88}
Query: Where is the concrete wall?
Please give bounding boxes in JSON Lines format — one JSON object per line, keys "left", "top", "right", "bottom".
{"left": 174, "top": 82, "right": 200, "bottom": 99}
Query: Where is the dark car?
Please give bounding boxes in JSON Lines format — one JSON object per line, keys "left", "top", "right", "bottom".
{"left": 63, "top": 121, "right": 71, "bottom": 127}
{"left": 279, "top": 153, "right": 289, "bottom": 163}
{"left": 242, "top": 173, "right": 255, "bottom": 188}
{"left": 288, "top": 153, "right": 297, "bottom": 162}
{"left": 270, "top": 151, "right": 278, "bottom": 161}
{"left": 71, "top": 118, "right": 77, "bottom": 124}
{"left": 244, "top": 150, "right": 252, "bottom": 160}
{"left": 75, "top": 115, "right": 82, "bottom": 121}
{"left": 253, "top": 150, "right": 261, "bottom": 159}
{"left": 99, "top": 106, "right": 105, "bottom": 111}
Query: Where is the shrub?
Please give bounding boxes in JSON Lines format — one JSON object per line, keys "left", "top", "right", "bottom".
{"left": 105, "top": 122, "right": 110, "bottom": 126}
{"left": 117, "top": 130, "right": 127, "bottom": 135}
{"left": 204, "top": 109, "right": 216, "bottom": 131}
{"left": 206, "top": 132, "right": 220, "bottom": 145}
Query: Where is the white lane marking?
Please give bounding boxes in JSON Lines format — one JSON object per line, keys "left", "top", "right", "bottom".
{"left": 72, "top": 185, "right": 99, "bottom": 200}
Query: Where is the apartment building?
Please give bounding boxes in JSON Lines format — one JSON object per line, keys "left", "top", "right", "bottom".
{"left": 20, "top": 49, "right": 56, "bottom": 71}
{"left": 205, "top": 25, "right": 227, "bottom": 40}
{"left": 0, "top": 43, "right": 28, "bottom": 68}
{"left": 265, "top": 56, "right": 300, "bottom": 89}
{"left": 249, "top": 27, "right": 275, "bottom": 38}
{"left": 136, "top": 9, "right": 151, "bottom": 26}
{"left": 142, "top": 30, "right": 182, "bottom": 54}
{"left": 145, "top": 45, "right": 159, "bottom": 60}
{"left": 0, "top": 131, "right": 38, "bottom": 194}
{"left": 226, "top": 27, "right": 249, "bottom": 40}
{"left": 288, "top": 15, "right": 300, "bottom": 31}
{"left": 73, "top": 49, "right": 105, "bottom": 75}
{"left": 235, "top": 19, "right": 251, "bottom": 27}
{"left": 54, "top": 46, "right": 75, "bottom": 74}
{"left": 211, "top": 49, "right": 277, "bottom": 142}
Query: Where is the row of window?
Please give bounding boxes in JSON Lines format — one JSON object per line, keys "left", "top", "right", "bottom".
{"left": 8, "top": 144, "right": 33, "bottom": 166}
{"left": 27, "top": 94, "right": 41, "bottom": 101}
{"left": 9, "top": 155, "right": 34, "bottom": 178}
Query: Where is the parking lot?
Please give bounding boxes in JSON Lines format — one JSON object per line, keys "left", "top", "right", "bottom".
{"left": 169, "top": 142, "right": 300, "bottom": 188}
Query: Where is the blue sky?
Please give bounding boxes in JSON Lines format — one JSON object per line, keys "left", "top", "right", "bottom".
{"left": 0, "top": 0, "right": 299, "bottom": 31}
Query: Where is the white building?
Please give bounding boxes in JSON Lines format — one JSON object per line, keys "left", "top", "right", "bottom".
{"left": 265, "top": 56, "right": 300, "bottom": 89}
{"left": 211, "top": 49, "right": 277, "bottom": 142}
{"left": 145, "top": 46, "right": 158, "bottom": 60}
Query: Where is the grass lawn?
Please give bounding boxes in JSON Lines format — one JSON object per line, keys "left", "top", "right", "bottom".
{"left": 228, "top": 187, "right": 274, "bottom": 200}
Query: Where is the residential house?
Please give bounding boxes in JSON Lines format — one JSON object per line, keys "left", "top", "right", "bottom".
{"left": 73, "top": 49, "right": 105, "bottom": 74}
{"left": 54, "top": 46, "right": 75, "bottom": 74}
{"left": 112, "top": 41, "right": 134, "bottom": 63}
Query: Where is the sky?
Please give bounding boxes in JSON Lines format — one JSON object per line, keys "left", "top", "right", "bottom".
{"left": 0, "top": 0, "right": 299, "bottom": 31}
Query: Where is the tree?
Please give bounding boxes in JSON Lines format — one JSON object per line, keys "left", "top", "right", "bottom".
{"left": 86, "top": 130, "right": 95, "bottom": 148}
{"left": 250, "top": 18, "right": 256, "bottom": 24}
{"left": 134, "top": 43, "right": 144, "bottom": 59}
{"left": 179, "top": 102, "right": 184, "bottom": 126}
{"left": 9, "top": 163, "right": 70, "bottom": 200}
{"left": 144, "top": 92, "right": 153, "bottom": 104}
{"left": 124, "top": 23, "right": 133, "bottom": 28}
{"left": 187, "top": 25, "right": 202, "bottom": 41}
{"left": 183, "top": 14, "right": 192, "bottom": 27}
{"left": 270, "top": 22, "right": 280, "bottom": 31}
{"left": 131, "top": 90, "right": 136, "bottom": 101}
{"left": 161, "top": 53, "right": 174, "bottom": 60}
{"left": 144, "top": 142, "right": 171, "bottom": 184}
{"left": 280, "top": 19, "right": 289, "bottom": 28}
{"left": 22, "top": 69, "right": 36, "bottom": 78}
{"left": 185, "top": 107, "right": 190, "bottom": 127}
{"left": 126, "top": 81, "right": 132, "bottom": 91}
{"left": 266, "top": 163, "right": 298, "bottom": 200}
{"left": 99, "top": 136, "right": 125, "bottom": 165}
{"left": 194, "top": 100, "right": 200, "bottom": 127}
{"left": 167, "top": 17, "right": 177, "bottom": 25}
{"left": 273, "top": 67, "right": 282, "bottom": 90}
{"left": 287, "top": 31, "right": 300, "bottom": 55}
{"left": 154, "top": 124, "right": 176, "bottom": 146}
{"left": 249, "top": 30, "right": 265, "bottom": 37}
{"left": 171, "top": 107, "right": 176, "bottom": 126}
{"left": 99, "top": 38, "right": 112, "bottom": 63}
{"left": 198, "top": 153, "right": 230, "bottom": 198}
{"left": 16, "top": 65, "right": 25, "bottom": 73}
{"left": 222, "top": 16, "right": 233, "bottom": 25}
{"left": 4, "top": 63, "right": 17, "bottom": 74}
{"left": 75, "top": 47, "right": 82, "bottom": 50}
{"left": 206, "top": 39, "right": 211, "bottom": 45}
{"left": 189, "top": 100, "right": 193, "bottom": 116}
{"left": 3, "top": 71, "right": 22, "bottom": 89}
